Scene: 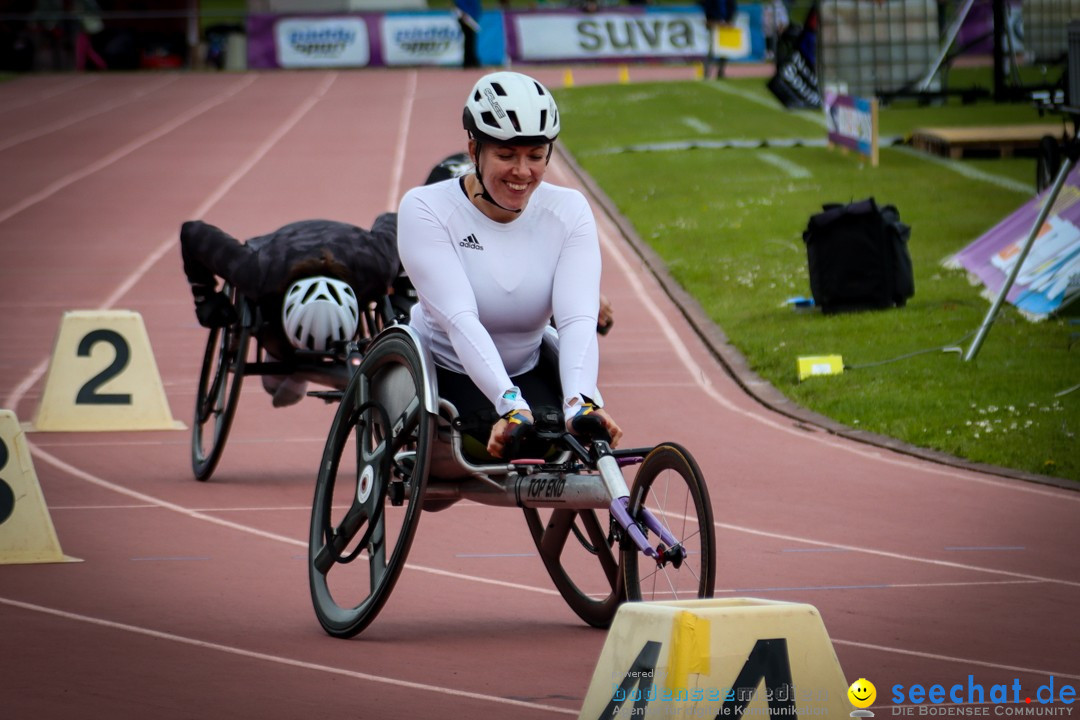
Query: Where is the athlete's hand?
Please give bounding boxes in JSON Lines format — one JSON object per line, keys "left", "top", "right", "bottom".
{"left": 194, "top": 289, "right": 237, "bottom": 328}
{"left": 567, "top": 404, "right": 622, "bottom": 448}
{"left": 597, "top": 293, "right": 614, "bottom": 336}
{"left": 487, "top": 409, "right": 534, "bottom": 459}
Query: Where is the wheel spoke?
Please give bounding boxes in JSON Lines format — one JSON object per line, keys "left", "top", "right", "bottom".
{"left": 578, "top": 512, "right": 619, "bottom": 587}
{"left": 623, "top": 443, "right": 716, "bottom": 604}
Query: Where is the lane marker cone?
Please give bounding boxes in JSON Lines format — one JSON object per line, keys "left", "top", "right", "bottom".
{"left": 563, "top": 68, "right": 575, "bottom": 88}
{"left": 694, "top": 62, "right": 705, "bottom": 80}
{"left": 0, "top": 410, "right": 79, "bottom": 564}
{"left": 31, "top": 310, "right": 185, "bottom": 432}
{"left": 618, "top": 64, "right": 630, "bottom": 84}
{"left": 578, "top": 598, "right": 850, "bottom": 719}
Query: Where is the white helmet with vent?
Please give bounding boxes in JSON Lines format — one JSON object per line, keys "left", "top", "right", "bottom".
{"left": 281, "top": 276, "right": 360, "bottom": 352}
{"left": 463, "top": 71, "right": 560, "bottom": 146}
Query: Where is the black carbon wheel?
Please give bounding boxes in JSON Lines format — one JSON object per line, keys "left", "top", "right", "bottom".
{"left": 623, "top": 443, "right": 716, "bottom": 603}
{"left": 524, "top": 506, "right": 625, "bottom": 628}
{"left": 191, "top": 286, "right": 248, "bottom": 481}
{"left": 308, "top": 330, "right": 434, "bottom": 638}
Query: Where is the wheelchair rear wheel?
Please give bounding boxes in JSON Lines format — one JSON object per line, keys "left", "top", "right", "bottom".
{"left": 623, "top": 443, "right": 716, "bottom": 602}
{"left": 309, "top": 331, "right": 434, "bottom": 638}
{"left": 524, "top": 506, "right": 625, "bottom": 628}
{"left": 191, "top": 291, "right": 249, "bottom": 481}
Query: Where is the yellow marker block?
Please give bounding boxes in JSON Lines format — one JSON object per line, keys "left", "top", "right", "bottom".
{"left": 618, "top": 64, "right": 630, "bottom": 84}
{"left": 693, "top": 62, "right": 705, "bottom": 80}
{"left": 0, "top": 410, "right": 78, "bottom": 564}
{"left": 797, "top": 355, "right": 844, "bottom": 381}
{"left": 32, "top": 310, "right": 185, "bottom": 432}
{"left": 579, "top": 598, "right": 851, "bottom": 719}
{"left": 563, "top": 68, "right": 575, "bottom": 88}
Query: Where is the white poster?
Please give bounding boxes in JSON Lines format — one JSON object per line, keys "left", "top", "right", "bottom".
{"left": 381, "top": 14, "right": 463, "bottom": 66}
{"left": 275, "top": 17, "right": 370, "bottom": 68}
{"left": 513, "top": 11, "right": 705, "bottom": 61}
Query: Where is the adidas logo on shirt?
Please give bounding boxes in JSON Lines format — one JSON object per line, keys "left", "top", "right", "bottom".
{"left": 459, "top": 233, "right": 484, "bottom": 251}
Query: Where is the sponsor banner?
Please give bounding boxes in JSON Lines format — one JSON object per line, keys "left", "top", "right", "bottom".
{"left": 824, "top": 90, "right": 878, "bottom": 165}
{"left": 507, "top": 7, "right": 763, "bottom": 63}
{"left": 950, "top": 168, "right": 1080, "bottom": 320}
{"left": 247, "top": 6, "right": 761, "bottom": 69}
{"left": 275, "top": 16, "right": 371, "bottom": 68}
{"left": 248, "top": 10, "right": 507, "bottom": 69}
{"left": 382, "top": 13, "right": 462, "bottom": 66}
{"left": 381, "top": 11, "right": 506, "bottom": 67}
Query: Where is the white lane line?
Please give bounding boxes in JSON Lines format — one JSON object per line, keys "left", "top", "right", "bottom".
{"left": 759, "top": 150, "right": 811, "bottom": 178}
{"left": 0, "top": 75, "right": 179, "bottom": 153}
{"left": 28, "top": 441, "right": 1080, "bottom": 593}
{"left": 0, "top": 76, "right": 100, "bottom": 115}
{"left": 892, "top": 145, "right": 1033, "bottom": 195}
{"left": 387, "top": 69, "right": 418, "bottom": 212}
{"left": 549, "top": 158, "right": 1080, "bottom": 503}
{"left": 832, "top": 637, "right": 1080, "bottom": 681}
{"left": 25, "top": 436, "right": 1080, "bottom": 681}
{"left": 704, "top": 81, "right": 1031, "bottom": 194}
{"left": 717, "top": 520, "right": 1080, "bottom": 588}
{"left": 681, "top": 116, "right": 712, "bottom": 134}
{"left": 0, "top": 596, "right": 578, "bottom": 716}
{"left": 98, "top": 72, "right": 336, "bottom": 312}
{"left": 28, "top": 443, "right": 560, "bottom": 598}
{"left": 0, "top": 74, "right": 257, "bottom": 225}
{"left": 3, "top": 72, "right": 337, "bottom": 412}
{"left": 717, "top": 579, "right": 1040, "bottom": 592}
{"left": 704, "top": 79, "right": 807, "bottom": 119}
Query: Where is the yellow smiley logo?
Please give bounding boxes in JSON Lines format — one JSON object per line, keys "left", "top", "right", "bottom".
{"left": 848, "top": 678, "right": 877, "bottom": 709}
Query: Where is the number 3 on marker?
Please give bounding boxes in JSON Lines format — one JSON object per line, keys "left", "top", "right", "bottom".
{"left": 75, "top": 329, "right": 132, "bottom": 405}
{"left": 0, "top": 435, "right": 14, "bottom": 525}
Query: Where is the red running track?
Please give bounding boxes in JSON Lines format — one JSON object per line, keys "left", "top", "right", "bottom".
{"left": 0, "top": 68, "right": 1078, "bottom": 719}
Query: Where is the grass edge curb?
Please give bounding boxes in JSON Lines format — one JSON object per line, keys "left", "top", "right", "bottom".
{"left": 556, "top": 144, "right": 1078, "bottom": 493}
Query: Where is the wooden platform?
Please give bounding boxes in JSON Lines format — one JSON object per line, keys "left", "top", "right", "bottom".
{"left": 911, "top": 124, "right": 1070, "bottom": 159}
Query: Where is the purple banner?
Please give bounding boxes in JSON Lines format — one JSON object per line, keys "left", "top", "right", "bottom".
{"left": 950, "top": 168, "right": 1080, "bottom": 319}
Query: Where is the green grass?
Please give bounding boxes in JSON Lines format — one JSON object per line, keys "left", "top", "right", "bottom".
{"left": 554, "top": 77, "right": 1079, "bottom": 482}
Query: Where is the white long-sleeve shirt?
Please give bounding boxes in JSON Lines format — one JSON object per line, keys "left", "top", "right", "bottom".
{"left": 397, "top": 177, "right": 601, "bottom": 418}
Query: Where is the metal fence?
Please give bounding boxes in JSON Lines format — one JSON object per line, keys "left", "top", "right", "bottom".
{"left": 818, "top": 0, "right": 1080, "bottom": 102}
{"left": 819, "top": 0, "right": 940, "bottom": 97}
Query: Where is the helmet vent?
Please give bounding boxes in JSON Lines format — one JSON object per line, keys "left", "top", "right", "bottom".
{"left": 506, "top": 110, "right": 521, "bottom": 133}
{"left": 533, "top": 81, "right": 546, "bottom": 96}
{"left": 490, "top": 81, "right": 507, "bottom": 96}
{"left": 480, "top": 110, "right": 499, "bottom": 129}
{"left": 539, "top": 109, "right": 547, "bottom": 132}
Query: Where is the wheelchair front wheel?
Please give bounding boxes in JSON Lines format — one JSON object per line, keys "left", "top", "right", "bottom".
{"left": 623, "top": 443, "right": 716, "bottom": 603}
{"left": 308, "top": 332, "right": 433, "bottom": 638}
{"left": 191, "top": 309, "right": 249, "bottom": 481}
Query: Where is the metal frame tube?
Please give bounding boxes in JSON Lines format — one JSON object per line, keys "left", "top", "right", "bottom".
{"left": 964, "top": 155, "right": 1076, "bottom": 361}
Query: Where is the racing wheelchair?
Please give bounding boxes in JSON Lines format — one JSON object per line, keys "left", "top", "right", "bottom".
{"left": 190, "top": 281, "right": 412, "bottom": 481}
{"left": 307, "top": 323, "right": 717, "bottom": 638}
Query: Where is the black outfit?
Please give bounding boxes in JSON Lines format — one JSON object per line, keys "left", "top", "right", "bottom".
{"left": 438, "top": 346, "right": 564, "bottom": 463}
{"left": 180, "top": 215, "right": 399, "bottom": 358}
{"left": 701, "top": 0, "right": 738, "bottom": 79}
{"left": 454, "top": 0, "right": 481, "bottom": 69}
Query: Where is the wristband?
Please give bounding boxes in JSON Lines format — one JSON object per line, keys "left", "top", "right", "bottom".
{"left": 502, "top": 409, "right": 531, "bottom": 426}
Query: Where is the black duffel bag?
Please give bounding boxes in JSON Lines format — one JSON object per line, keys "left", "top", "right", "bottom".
{"left": 802, "top": 198, "right": 914, "bottom": 314}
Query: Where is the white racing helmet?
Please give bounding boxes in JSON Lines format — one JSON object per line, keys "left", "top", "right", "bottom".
{"left": 281, "top": 276, "right": 360, "bottom": 352}
{"left": 463, "top": 71, "right": 560, "bottom": 146}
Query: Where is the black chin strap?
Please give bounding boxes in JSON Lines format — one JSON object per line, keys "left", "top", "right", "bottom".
{"left": 472, "top": 142, "right": 522, "bottom": 215}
